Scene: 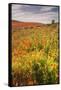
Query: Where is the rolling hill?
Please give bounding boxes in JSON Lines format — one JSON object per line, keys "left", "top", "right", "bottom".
{"left": 12, "top": 20, "right": 46, "bottom": 30}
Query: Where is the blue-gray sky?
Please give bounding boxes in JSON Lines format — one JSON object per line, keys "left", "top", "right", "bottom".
{"left": 12, "top": 4, "right": 59, "bottom": 24}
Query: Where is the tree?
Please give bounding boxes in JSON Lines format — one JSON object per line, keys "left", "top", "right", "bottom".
{"left": 52, "top": 20, "right": 55, "bottom": 24}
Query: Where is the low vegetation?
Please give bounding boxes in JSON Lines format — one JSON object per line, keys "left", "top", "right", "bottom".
{"left": 12, "top": 22, "right": 59, "bottom": 86}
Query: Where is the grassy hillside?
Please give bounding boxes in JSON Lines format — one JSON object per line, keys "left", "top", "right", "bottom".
{"left": 11, "top": 21, "right": 59, "bottom": 86}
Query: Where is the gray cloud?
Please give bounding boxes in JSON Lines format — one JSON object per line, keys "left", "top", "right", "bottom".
{"left": 12, "top": 4, "right": 59, "bottom": 24}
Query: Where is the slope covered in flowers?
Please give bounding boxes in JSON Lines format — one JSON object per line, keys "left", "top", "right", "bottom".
{"left": 11, "top": 22, "right": 59, "bottom": 86}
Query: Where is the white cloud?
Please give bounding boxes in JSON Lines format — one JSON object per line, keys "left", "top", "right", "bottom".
{"left": 40, "top": 6, "right": 53, "bottom": 12}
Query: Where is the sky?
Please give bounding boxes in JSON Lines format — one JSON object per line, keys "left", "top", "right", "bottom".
{"left": 12, "top": 4, "right": 59, "bottom": 24}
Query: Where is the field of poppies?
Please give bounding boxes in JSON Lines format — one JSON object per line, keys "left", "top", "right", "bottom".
{"left": 12, "top": 22, "right": 59, "bottom": 86}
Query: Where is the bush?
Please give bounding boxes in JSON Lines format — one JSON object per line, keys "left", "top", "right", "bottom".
{"left": 32, "top": 57, "right": 58, "bottom": 85}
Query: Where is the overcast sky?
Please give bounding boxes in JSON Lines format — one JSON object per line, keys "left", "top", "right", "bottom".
{"left": 12, "top": 4, "right": 59, "bottom": 24}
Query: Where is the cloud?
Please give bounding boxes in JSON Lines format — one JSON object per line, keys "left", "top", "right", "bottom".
{"left": 12, "top": 4, "right": 59, "bottom": 24}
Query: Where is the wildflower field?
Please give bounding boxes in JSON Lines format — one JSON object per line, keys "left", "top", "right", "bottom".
{"left": 12, "top": 21, "right": 59, "bottom": 86}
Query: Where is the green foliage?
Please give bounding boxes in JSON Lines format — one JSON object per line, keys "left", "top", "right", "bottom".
{"left": 37, "top": 43, "right": 43, "bottom": 51}
{"left": 44, "top": 45, "right": 50, "bottom": 54}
